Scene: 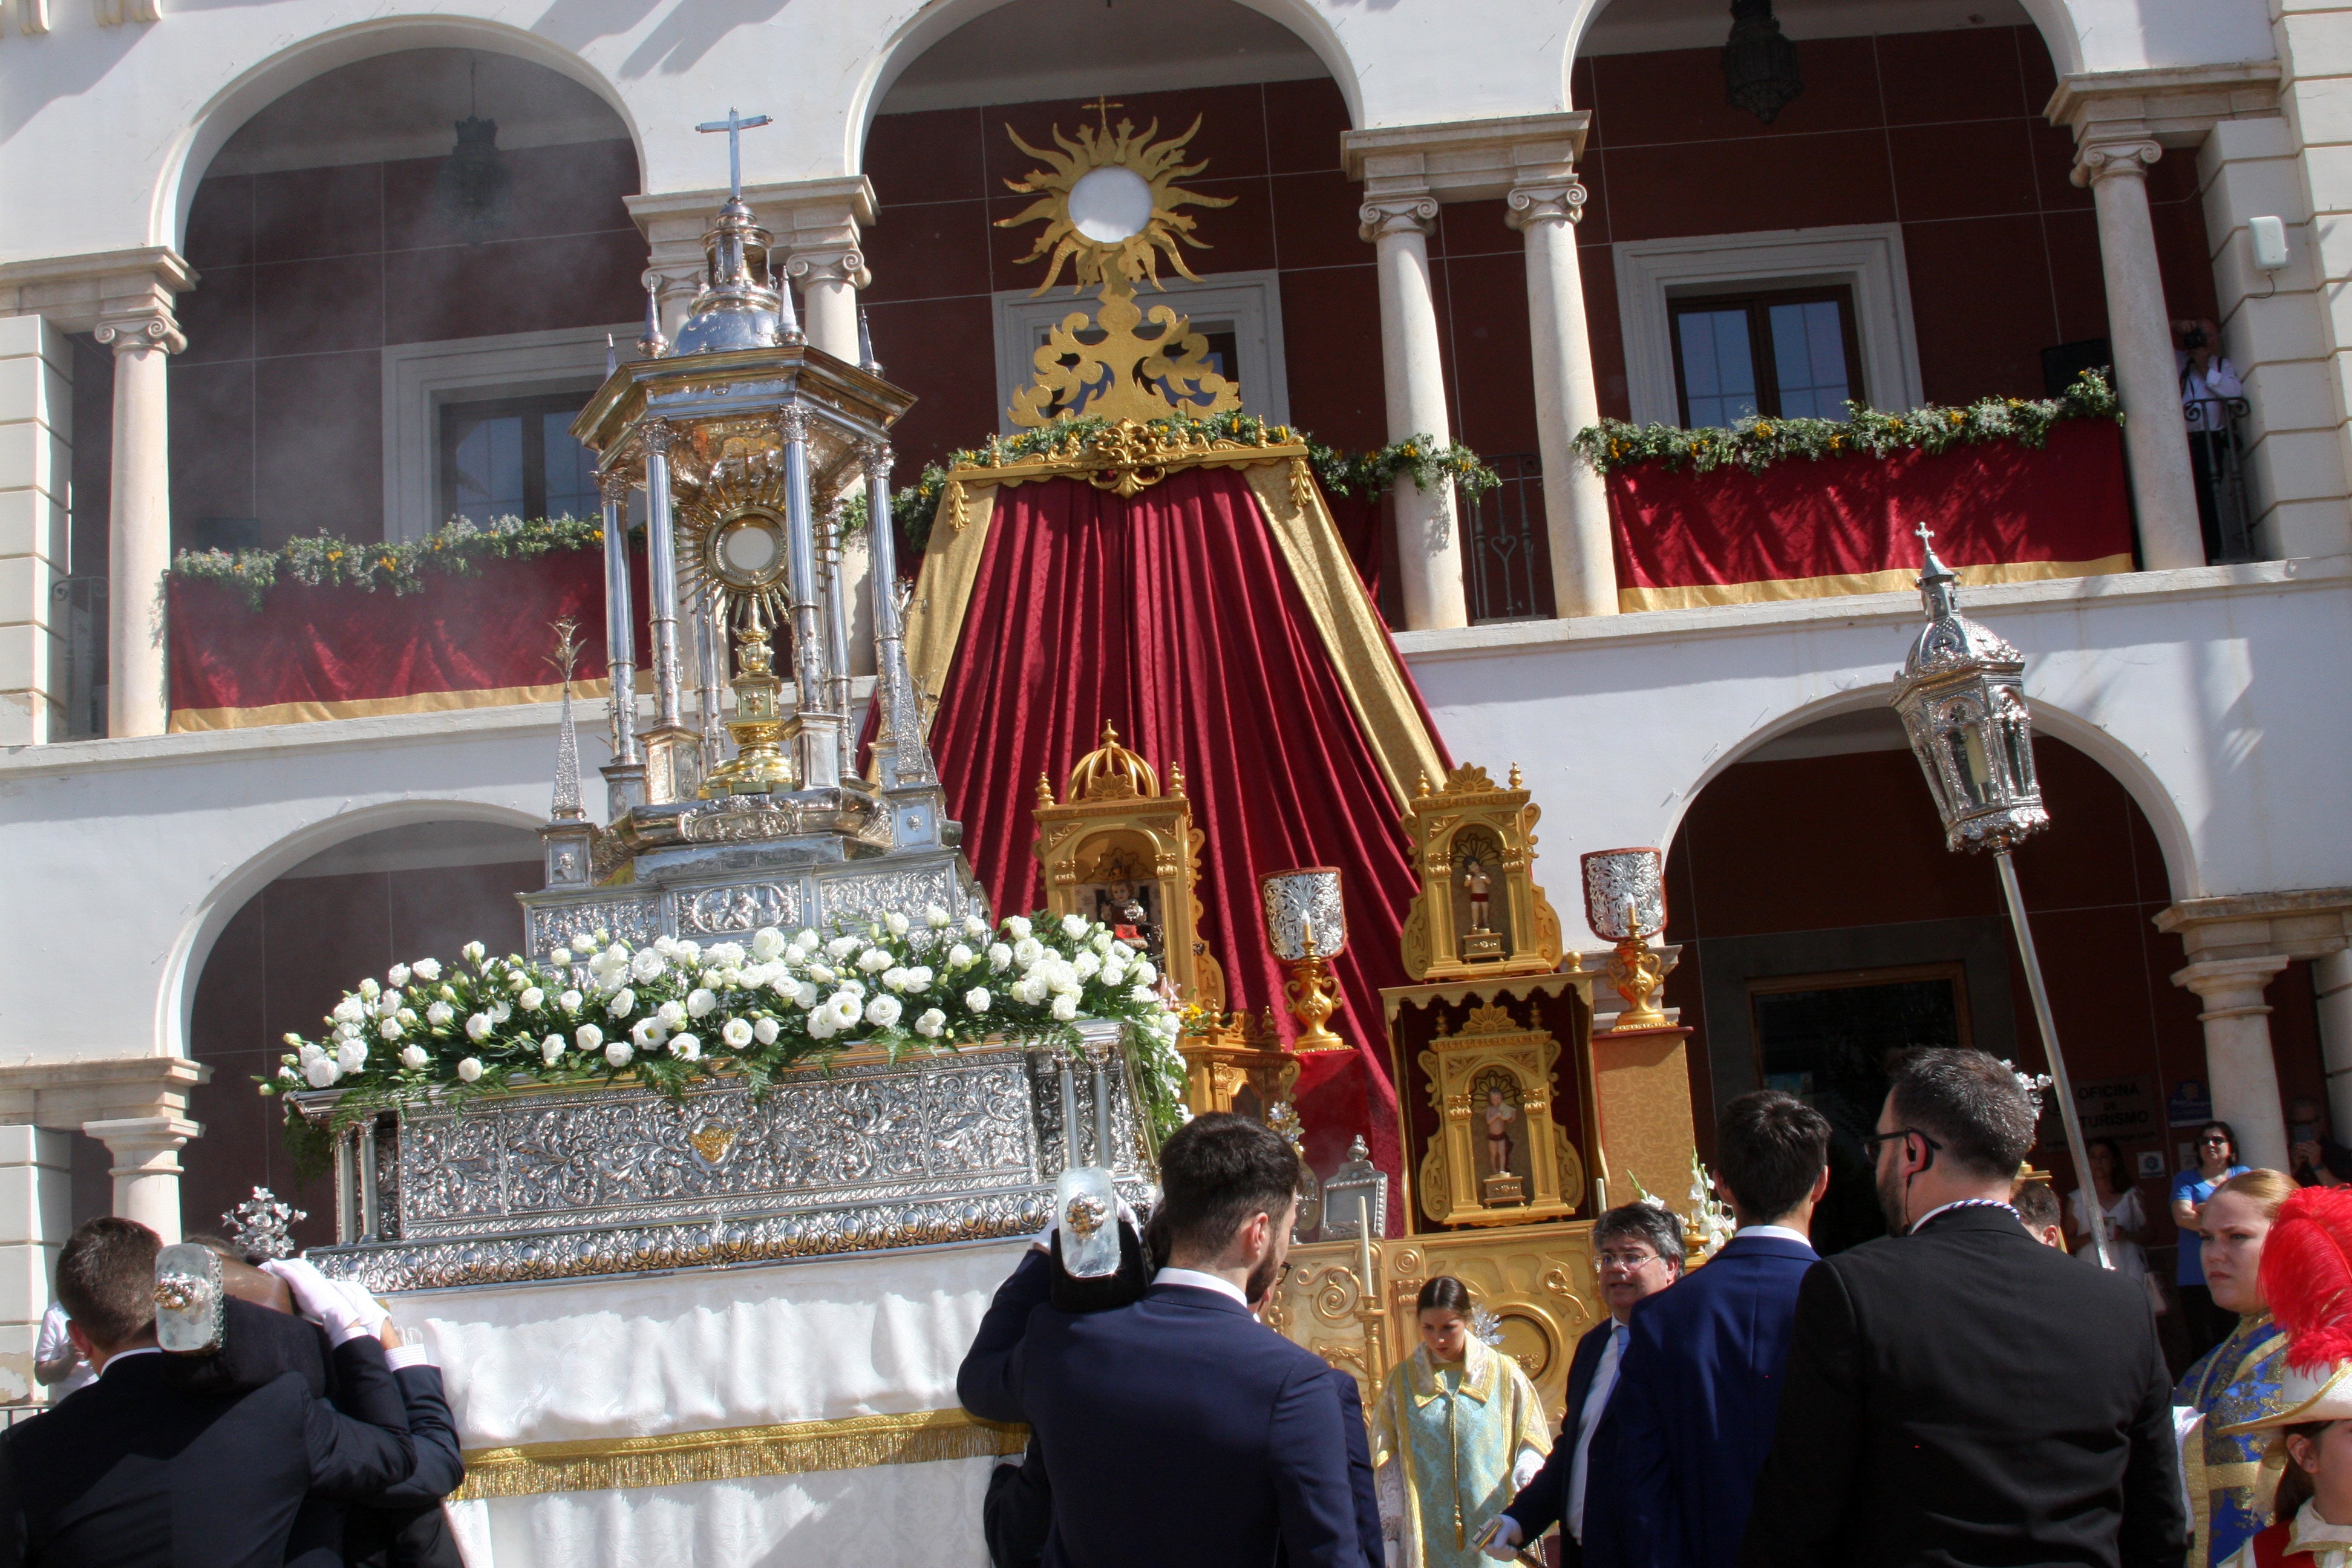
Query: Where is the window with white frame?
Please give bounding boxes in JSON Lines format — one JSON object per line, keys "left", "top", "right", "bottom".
{"left": 1613, "top": 226, "right": 1924, "bottom": 430}
{"left": 382, "top": 324, "right": 636, "bottom": 541}
{"left": 991, "top": 269, "right": 1290, "bottom": 433}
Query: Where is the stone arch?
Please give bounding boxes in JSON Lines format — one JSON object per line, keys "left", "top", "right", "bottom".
{"left": 160, "top": 799, "right": 544, "bottom": 1066}
{"left": 1659, "top": 682, "right": 2201, "bottom": 902}
{"left": 1560, "top": 0, "right": 2089, "bottom": 96}
{"left": 155, "top": 16, "right": 643, "bottom": 254}
{"left": 846, "top": 0, "right": 1364, "bottom": 175}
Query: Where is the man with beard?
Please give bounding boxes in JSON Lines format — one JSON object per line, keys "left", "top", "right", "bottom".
{"left": 958, "top": 1112, "right": 1363, "bottom": 1567}
{"left": 1738, "top": 1048, "right": 2184, "bottom": 1568}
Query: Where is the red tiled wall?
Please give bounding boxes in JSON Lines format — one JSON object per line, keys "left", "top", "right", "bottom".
{"left": 172, "top": 140, "right": 644, "bottom": 550}
{"left": 1572, "top": 27, "right": 2213, "bottom": 411}
{"left": 180, "top": 859, "right": 539, "bottom": 1251}
{"left": 1661, "top": 737, "right": 2304, "bottom": 1243}
{"left": 161, "top": 27, "right": 2218, "bottom": 547}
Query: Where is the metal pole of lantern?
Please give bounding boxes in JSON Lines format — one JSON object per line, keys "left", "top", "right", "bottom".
{"left": 1889, "top": 525, "right": 2110, "bottom": 1270}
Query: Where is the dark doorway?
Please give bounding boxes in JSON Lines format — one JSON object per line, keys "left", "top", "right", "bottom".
{"left": 1750, "top": 964, "right": 1970, "bottom": 1254}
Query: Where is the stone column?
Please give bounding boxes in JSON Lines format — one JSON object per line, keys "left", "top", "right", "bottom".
{"left": 80, "top": 1115, "right": 198, "bottom": 1246}
{"left": 2075, "top": 138, "right": 2204, "bottom": 570}
{"left": 0, "top": 1126, "right": 69, "bottom": 1404}
{"left": 2174, "top": 955, "right": 2292, "bottom": 1170}
{"left": 2315, "top": 950, "right": 2352, "bottom": 1143}
{"left": 93, "top": 305, "right": 181, "bottom": 739}
{"left": 1508, "top": 178, "right": 1616, "bottom": 618}
{"left": 787, "top": 244, "right": 877, "bottom": 676}
{"left": 1359, "top": 195, "right": 1466, "bottom": 630}
{"left": 0, "top": 318, "right": 71, "bottom": 746}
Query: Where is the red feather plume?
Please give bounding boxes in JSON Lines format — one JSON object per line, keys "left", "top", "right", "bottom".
{"left": 2261, "top": 1186, "right": 2352, "bottom": 1373}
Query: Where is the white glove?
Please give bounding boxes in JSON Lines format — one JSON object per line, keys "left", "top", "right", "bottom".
{"left": 261, "top": 1258, "right": 375, "bottom": 1346}
{"left": 1479, "top": 1516, "right": 1523, "bottom": 1561}
{"left": 330, "top": 1278, "right": 393, "bottom": 1339}
{"left": 1512, "top": 1444, "right": 1546, "bottom": 1494}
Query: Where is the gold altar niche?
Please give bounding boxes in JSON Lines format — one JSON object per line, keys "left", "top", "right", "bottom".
{"left": 1419, "top": 999, "right": 1585, "bottom": 1224}
{"left": 1400, "top": 764, "right": 1566, "bottom": 981}
{"left": 1031, "top": 723, "right": 1225, "bottom": 1010}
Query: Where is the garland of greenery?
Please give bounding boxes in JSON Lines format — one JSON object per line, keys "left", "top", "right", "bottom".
{"left": 171, "top": 412, "right": 1501, "bottom": 610}
{"left": 1572, "top": 370, "right": 2121, "bottom": 477}
{"left": 170, "top": 514, "right": 609, "bottom": 612}
{"left": 844, "top": 410, "right": 1500, "bottom": 552}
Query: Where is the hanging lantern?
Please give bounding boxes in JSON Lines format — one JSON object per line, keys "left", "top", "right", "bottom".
{"left": 1723, "top": 0, "right": 1804, "bottom": 125}
{"left": 432, "top": 114, "right": 512, "bottom": 246}
{"left": 1889, "top": 536, "right": 2049, "bottom": 854}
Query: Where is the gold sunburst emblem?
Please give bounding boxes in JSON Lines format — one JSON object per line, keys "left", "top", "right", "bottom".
{"left": 995, "top": 113, "right": 1244, "bottom": 427}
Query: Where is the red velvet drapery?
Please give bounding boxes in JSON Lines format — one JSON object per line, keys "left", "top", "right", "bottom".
{"left": 912, "top": 466, "right": 1448, "bottom": 1195}
{"left": 167, "top": 547, "right": 651, "bottom": 731}
{"left": 1608, "top": 418, "right": 2135, "bottom": 611}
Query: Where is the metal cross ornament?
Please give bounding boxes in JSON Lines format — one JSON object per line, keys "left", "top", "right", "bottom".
{"left": 696, "top": 108, "right": 773, "bottom": 200}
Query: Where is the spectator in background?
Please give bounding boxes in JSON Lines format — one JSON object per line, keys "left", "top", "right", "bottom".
{"left": 31, "top": 1301, "right": 92, "bottom": 1402}
{"left": 1560, "top": 1091, "right": 1831, "bottom": 1568}
{"left": 1486, "top": 1203, "right": 1685, "bottom": 1566}
{"left": 2177, "top": 1169, "right": 2300, "bottom": 1568}
{"left": 2072, "top": 1137, "right": 2156, "bottom": 1308}
{"left": 2014, "top": 1181, "right": 2068, "bottom": 1250}
{"left": 2287, "top": 1097, "right": 2352, "bottom": 1189}
{"left": 2178, "top": 1122, "right": 2253, "bottom": 1361}
{"left": 2175, "top": 318, "right": 2247, "bottom": 561}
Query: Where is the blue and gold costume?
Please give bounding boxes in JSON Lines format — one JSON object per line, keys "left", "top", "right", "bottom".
{"left": 2180, "top": 1313, "right": 2294, "bottom": 1567}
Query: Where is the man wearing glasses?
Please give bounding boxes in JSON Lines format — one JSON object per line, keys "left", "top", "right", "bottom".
{"left": 1739, "top": 1048, "right": 2184, "bottom": 1568}
{"left": 1480, "top": 1201, "right": 1685, "bottom": 1564}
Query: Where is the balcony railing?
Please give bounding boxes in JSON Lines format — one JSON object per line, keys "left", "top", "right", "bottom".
{"left": 1462, "top": 452, "right": 1554, "bottom": 624}
{"left": 2186, "top": 393, "right": 2255, "bottom": 564}
{"left": 52, "top": 575, "right": 106, "bottom": 740}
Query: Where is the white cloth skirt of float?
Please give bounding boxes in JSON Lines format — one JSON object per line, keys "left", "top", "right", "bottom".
{"left": 388, "top": 1238, "right": 1029, "bottom": 1567}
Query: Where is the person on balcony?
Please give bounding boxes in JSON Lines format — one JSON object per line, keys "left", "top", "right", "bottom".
{"left": 2177, "top": 318, "right": 2247, "bottom": 562}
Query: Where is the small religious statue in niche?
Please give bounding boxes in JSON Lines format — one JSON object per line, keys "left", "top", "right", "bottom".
{"left": 1400, "top": 765, "right": 1563, "bottom": 982}
{"left": 1475, "top": 1067, "right": 1529, "bottom": 1207}
{"left": 1033, "top": 724, "right": 1224, "bottom": 1010}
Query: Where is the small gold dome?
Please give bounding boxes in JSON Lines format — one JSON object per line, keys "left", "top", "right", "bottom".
{"left": 1066, "top": 722, "right": 1160, "bottom": 801}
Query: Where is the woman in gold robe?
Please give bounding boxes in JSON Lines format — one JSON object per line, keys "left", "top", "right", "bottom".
{"left": 2180, "top": 1169, "right": 2301, "bottom": 1566}
{"left": 1372, "top": 1276, "right": 1552, "bottom": 1568}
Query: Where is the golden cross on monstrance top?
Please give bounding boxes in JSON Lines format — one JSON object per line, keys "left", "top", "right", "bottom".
{"left": 1084, "top": 94, "right": 1123, "bottom": 132}
{"left": 696, "top": 107, "right": 773, "bottom": 200}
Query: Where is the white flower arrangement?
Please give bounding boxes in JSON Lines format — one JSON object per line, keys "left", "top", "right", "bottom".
{"left": 265, "top": 912, "right": 1192, "bottom": 1140}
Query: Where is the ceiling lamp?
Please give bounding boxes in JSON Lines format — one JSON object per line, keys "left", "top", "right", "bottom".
{"left": 431, "top": 60, "right": 512, "bottom": 245}
{"left": 1723, "top": 0, "right": 1804, "bottom": 124}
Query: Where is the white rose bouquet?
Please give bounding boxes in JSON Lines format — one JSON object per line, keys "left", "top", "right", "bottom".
{"left": 264, "top": 913, "right": 1191, "bottom": 1141}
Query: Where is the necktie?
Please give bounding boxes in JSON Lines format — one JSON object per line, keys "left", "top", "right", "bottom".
{"left": 1613, "top": 1322, "right": 1630, "bottom": 1360}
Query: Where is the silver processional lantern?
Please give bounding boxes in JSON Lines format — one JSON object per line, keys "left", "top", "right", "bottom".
{"left": 1889, "top": 527, "right": 2109, "bottom": 1268}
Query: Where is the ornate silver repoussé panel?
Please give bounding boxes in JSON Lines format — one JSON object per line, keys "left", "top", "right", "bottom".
{"left": 299, "top": 1019, "right": 1152, "bottom": 1294}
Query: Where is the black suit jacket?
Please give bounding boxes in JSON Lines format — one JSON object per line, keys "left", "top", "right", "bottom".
{"left": 0, "top": 1336, "right": 416, "bottom": 1568}
{"left": 960, "top": 1251, "right": 1362, "bottom": 1568}
{"left": 1739, "top": 1204, "right": 2186, "bottom": 1568}
{"left": 1505, "top": 1319, "right": 1617, "bottom": 1558}
{"left": 342, "top": 1365, "right": 466, "bottom": 1568}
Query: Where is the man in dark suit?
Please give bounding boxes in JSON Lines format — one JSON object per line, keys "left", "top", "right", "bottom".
{"left": 1739, "top": 1048, "right": 2187, "bottom": 1568}
{"left": 0, "top": 1216, "right": 417, "bottom": 1568}
{"left": 1489, "top": 1202, "right": 1686, "bottom": 1564}
{"left": 1587, "top": 1091, "right": 1829, "bottom": 1568}
{"left": 959, "top": 1112, "right": 1364, "bottom": 1567}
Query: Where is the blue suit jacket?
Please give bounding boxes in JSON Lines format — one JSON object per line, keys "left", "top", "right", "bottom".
{"left": 1597, "top": 1232, "right": 1817, "bottom": 1568}
{"left": 1503, "top": 1318, "right": 1618, "bottom": 1556}
{"left": 959, "top": 1250, "right": 1364, "bottom": 1568}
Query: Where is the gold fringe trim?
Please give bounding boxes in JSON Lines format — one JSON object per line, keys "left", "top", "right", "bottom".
{"left": 1243, "top": 463, "right": 1448, "bottom": 809}
{"left": 168, "top": 676, "right": 618, "bottom": 734}
{"left": 1614, "top": 555, "right": 2133, "bottom": 613}
{"left": 453, "top": 1407, "right": 1030, "bottom": 1501}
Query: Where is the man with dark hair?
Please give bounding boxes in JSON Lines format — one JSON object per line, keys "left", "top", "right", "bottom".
{"left": 1489, "top": 1202, "right": 1684, "bottom": 1563}
{"left": 1740, "top": 1048, "right": 2185, "bottom": 1568}
{"left": 2012, "top": 1178, "right": 2068, "bottom": 1250}
{"left": 1509, "top": 1091, "right": 1829, "bottom": 1568}
{"left": 959, "top": 1112, "right": 1366, "bottom": 1567}
{"left": 0, "top": 1216, "right": 419, "bottom": 1567}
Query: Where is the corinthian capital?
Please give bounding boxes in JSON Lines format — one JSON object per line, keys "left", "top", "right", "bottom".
{"left": 2071, "top": 137, "right": 2161, "bottom": 189}
{"left": 1359, "top": 196, "right": 1439, "bottom": 244}
{"left": 1505, "top": 181, "right": 1587, "bottom": 232}
{"left": 786, "top": 247, "right": 872, "bottom": 290}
